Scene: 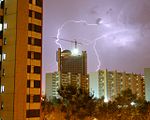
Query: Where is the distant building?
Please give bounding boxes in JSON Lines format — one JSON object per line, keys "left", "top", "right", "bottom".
{"left": 46, "top": 72, "right": 60, "bottom": 100}
{"left": 56, "top": 48, "right": 89, "bottom": 91}
{"left": 46, "top": 48, "right": 89, "bottom": 100}
{"left": 0, "top": 0, "right": 43, "bottom": 119}
{"left": 144, "top": 68, "right": 150, "bottom": 101}
{"left": 46, "top": 72, "right": 89, "bottom": 100}
{"left": 89, "top": 70, "right": 145, "bottom": 101}
{"left": 57, "top": 48, "right": 87, "bottom": 75}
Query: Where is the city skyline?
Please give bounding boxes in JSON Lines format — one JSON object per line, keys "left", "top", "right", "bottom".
{"left": 43, "top": 0, "right": 150, "bottom": 90}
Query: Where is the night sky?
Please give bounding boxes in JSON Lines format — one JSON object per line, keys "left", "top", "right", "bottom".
{"left": 43, "top": 0, "right": 150, "bottom": 92}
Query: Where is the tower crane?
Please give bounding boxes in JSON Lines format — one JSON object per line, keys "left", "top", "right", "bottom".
{"left": 51, "top": 37, "right": 82, "bottom": 49}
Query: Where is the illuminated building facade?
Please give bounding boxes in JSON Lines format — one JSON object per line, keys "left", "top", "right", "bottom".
{"left": 89, "top": 70, "right": 145, "bottom": 101}
{"left": 0, "top": 0, "right": 42, "bottom": 119}
{"left": 46, "top": 72, "right": 89, "bottom": 100}
{"left": 45, "top": 72, "right": 60, "bottom": 100}
{"left": 56, "top": 48, "right": 89, "bottom": 91}
{"left": 144, "top": 68, "right": 150, "bottom": 101}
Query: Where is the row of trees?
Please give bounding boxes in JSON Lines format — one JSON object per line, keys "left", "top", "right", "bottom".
{"left": 42, "top": 85, "right": 150, "bottom": 120}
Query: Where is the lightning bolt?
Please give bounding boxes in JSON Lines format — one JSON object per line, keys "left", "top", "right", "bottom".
{"left": 55, "top": 20, "right": 99, "bottom": 49}
{"left": 55, "top": 19, "right": 129, "bottom": 71}
{"left": 92, "top": 29, "right": 129, "bottom": 71}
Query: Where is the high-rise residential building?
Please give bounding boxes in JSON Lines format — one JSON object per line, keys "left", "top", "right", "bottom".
{"left": 89, "top": 70, "right": 145, "bottom": 101}
{"left": 57, "top": 48, "right": 87, "bottom": 75}
{"left": 45, "top": 72, "right": 60, "bottom": 100}
{"left": 144, "top": 68, "right": 150, "bottom": 101}
{"left": 0, "top": 0, "right": 42, "bottom": 119}
{"left": 45, "top": 72, "right": 89, "bottom": 100}
{"left": 56, "top": 48, "right": 88, "bottom": 91}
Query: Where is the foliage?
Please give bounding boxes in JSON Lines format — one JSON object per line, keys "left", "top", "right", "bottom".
{"left": 42, "top": 88, "right": 150, "bottom": 120}
{"left": 58, "top": 85, "right": 96, "bottom": 120}
{"left": 41, "top": 98, "right": 54, "bottom": 115}
{"left": 115, "top": 88, "right": 137, "bottom": 107}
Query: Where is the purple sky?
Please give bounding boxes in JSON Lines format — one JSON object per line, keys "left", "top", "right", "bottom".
{"left": 43, "top": 0, "right": 150, "bottom": 92}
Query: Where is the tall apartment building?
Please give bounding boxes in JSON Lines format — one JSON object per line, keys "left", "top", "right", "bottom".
{"left": 46, "top": 72, "right": 89, "bottom": 100}
{"left": 144, "top": 68, "right": 150, "bottom": 101}
{"left": 0, "top": 0, "right": 42, "bottom": 119}
{"left": 57, "top": 48, "right": 87, "bottom": 75}
{"left": 56, "top": 48, "right": 88, "bottom": 91}
{"left": 46, "top": 72, "right": 60, "bottom": 100}
{"left": 89, "top": 70, "right": 145, "bottom": 101}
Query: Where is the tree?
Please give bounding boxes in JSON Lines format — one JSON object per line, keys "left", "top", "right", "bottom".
{"left": 41, "top": 98, "right": 54, "bottom": 119}
{"left": 58, "top": 85, "right": 96, "bottom": 120}
{"left": 115, "top": 89, "right": 137, "bottom": 107}
{"left": 114, "top": 89, "right": 146, "bottom": 120}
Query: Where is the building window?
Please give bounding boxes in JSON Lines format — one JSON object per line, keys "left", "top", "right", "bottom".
{"left": 0, "top": 85, "right": 4, "bottom": 93}
{"left": 4, "top": 23, "right": 7, "bottom": 30}
{"left": 34, "top": 66, "right": 41, "bottom": 74}
{"left": 34, "top": 38, "right": 41, "bottom": 46}
{"left": 0, "top": 31, "right": 3, "bottom": 39}
{"left": 26, "top": 109, "right": 40, "bottom": 118}
{"left": 33, "top": 95, "right": 40, "bottom": 102}
{"left": 29, "top": 0, "right": 32, "bottom": 4}
{"left": 29, "top": 24, "right": 42, "bottom": 33}
{"left": 36, "top": 0, "right": 42, "bottom": 7}
{"left": 34, "top": 80, "right": 40, "bottom": 88}
{"left": 0, "top": 16, "right": 3, "bottom": 24}
{"left": 27, "top": 95, "right": 30, "bottom": 103}
{"left": 28, "top": 51, "right": 31, "bottom": 59}
{"left": 0, "top": 23, "right": 2, "bottom": 31}
{"left": 27, "top": 65, "right": 31, "bottom": 73}
{"left": 29, "top": 10, "right": 32, "bottom": 17}
{"left": 0, "top": 0, "right": 4, "bottom": 9}
{"left": 34, "top": 25, "right": 42, "bottom": 33}
{"left": 3, "top": 37, "right": 7, "bottom": 45}
{"left": 28, "top": 23, "right": 32, "bottom": 31}
{"left": 2, "top": 53, "right": 6, "bottom": 61}
{"left": 28, "top": 37, "right": 32, "bottom": 44}
{"left": 35, "top": 12, "right": 42, "bottom": 20}
{"left": 34, "top": 52, "right": 41, "bottom": 60}
{"left": 27, "top": 80, "right": 30, "bottom": 88}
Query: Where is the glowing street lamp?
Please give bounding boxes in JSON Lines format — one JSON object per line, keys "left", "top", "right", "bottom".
{"left": 131, "top": 101, "right": 135, "bottom": 106}
{"left": 104, "top": 98, "right": 108, "bottom": 103}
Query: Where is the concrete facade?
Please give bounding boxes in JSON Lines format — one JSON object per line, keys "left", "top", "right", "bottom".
{"left": 89, "top": 70, "right": 145, "bottom": 101}
{"left": 144, "top": 68, "right": 150, "bottom": 101}
{"left": 0, "top": 0, "right": 43, "bottom": 119}
{"left": 46, "top": 72, "right": 89, "bottom": 100}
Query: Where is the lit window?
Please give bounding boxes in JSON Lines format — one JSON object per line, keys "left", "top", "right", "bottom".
{"left": 1, "top": 85, "right": 4, "bottom": 93}
{"left": 0, "top": 23, "right": 2, "bottom": 31}
{"left": 2, "top": 53, "right": 6, "bottom": 61}
{"left": 0, "top": 0, "right": 4, "bottom": 9}
{"left": 4, "top": 23, "right": 7, "bottom": 29}
{"left": 0, "top": 0, "right": 4, "bottom": 4}
{"left": 0, "top": 23, "right": 8, "bottom": 31}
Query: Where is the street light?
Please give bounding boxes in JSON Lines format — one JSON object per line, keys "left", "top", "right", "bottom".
{"left": 131, "top": 101, "right": 136, "bottom": 106}
{"left": 104, "top": 98, "right": 108, "bottom": 103}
